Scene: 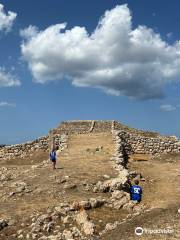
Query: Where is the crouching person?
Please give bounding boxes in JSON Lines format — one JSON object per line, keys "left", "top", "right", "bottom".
{"left": 130, "top": 179, "right": 142, "bottom": 202}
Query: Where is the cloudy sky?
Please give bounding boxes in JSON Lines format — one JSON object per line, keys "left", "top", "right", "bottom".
{"left": 0, "top": 0, "right": 180, "bottom": 144}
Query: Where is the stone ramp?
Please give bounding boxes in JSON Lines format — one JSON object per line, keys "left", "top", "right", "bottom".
{"left": 58, "top": 132, "right": 118, "bottom": 181}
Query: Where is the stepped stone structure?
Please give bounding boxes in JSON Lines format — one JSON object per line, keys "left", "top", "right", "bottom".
{"left": 0, "top": 120, "right": 180, "bottom": 161}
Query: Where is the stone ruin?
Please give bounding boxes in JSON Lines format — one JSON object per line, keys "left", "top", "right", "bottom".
{"left": 0, "top": 120, "right": 180, "bottom": 161}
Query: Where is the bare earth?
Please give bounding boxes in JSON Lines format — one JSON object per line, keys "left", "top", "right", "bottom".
{"left": 0, "top": 133, "right": 180, "bottom": 239}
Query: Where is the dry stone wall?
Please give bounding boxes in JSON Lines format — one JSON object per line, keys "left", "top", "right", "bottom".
{"left": 53, "top": 121, "right": 92, "bottom": 134}
{"left": 116, "top": 130, "right": 180, "bottom": 155}
{"left": 0, "top": 136, "right": 49, "bottom": 161}
{"left": 0, "top": 132, "right": 69, "bottom": 161}
{"left": 53, "top": 120, "right": 161, "bottom": 136}
{"left": 51, "top": 120, "right": 113, "bottom": 135}
{"left": 93, "top": 121, "right": 112, "bottom": 133}
{"left": 1, "top": 120, "right": 180, "bottom": 161}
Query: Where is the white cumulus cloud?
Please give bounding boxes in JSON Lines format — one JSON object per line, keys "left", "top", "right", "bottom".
{"left": 0, "top": 4, "right": 19, "bottom": 88}
{"left": 160, "top": 104, "right": 176, "bottom": 112}
{"left": 20, "top": 25, "right": 38, "bottom": 39}
{"left": 20, "top": 4, "right": 180, "bottom": 100}
{"left": 0, "top": 68, "right": 20, "bottom": 87}
{"left": 0, "top": 3, "right": 17, "bottom": 32}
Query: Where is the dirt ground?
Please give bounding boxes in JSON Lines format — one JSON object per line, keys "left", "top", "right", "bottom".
{"left": 0, "top": 133, "right": 180, "bottom": 239}
{"left": 103, "top": 153, "right": 180, "bottom": 240}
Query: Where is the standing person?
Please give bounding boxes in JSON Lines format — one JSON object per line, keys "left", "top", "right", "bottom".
{"left": 130, "top": 179, "right": 142, "bottom": 202}
{"left": 50, "top": 148, "right": 57, "bottom": 170}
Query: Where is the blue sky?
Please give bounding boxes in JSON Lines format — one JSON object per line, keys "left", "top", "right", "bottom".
{"left": 0, "top": 0, "right": 180, "bottom": 144}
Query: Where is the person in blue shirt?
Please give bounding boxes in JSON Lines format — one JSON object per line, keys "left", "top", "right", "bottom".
{"left": 130, "top": 179, "right": 142, "bottom": 202}
{"left": 50, "top": 148, "right": 57, "bottom": 170}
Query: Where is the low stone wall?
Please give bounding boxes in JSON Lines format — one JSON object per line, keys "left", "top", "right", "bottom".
{"left": 0, "top": 127, "right": 70, "bottom": 161}
{"left": 52, "top": 120, "right": 162, "bottom": 137}
{"left": 53, "top": 121, "right": 92, "bottom": 134}
{"left": 1, "top": 120, "right": 180, "bottom": 161}
{"left": 0, "top": 136, "right": 49, "bottom": 161}
{"left": 117, "top": 130, "right": 180, "bottom": 155}
{"left": 52, "top": 120, "right": 114, "bottom": 134}
{"left": 93, "top": 121, "right": 112, "bottom": 133}
{"left": 114, "top": 121, "right": 160, "bottom": 138}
